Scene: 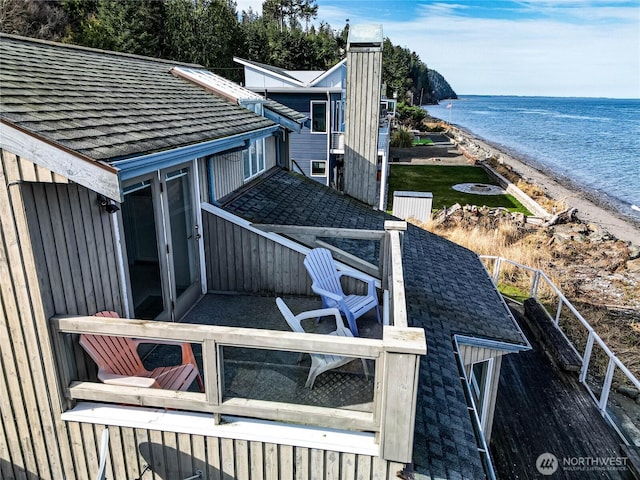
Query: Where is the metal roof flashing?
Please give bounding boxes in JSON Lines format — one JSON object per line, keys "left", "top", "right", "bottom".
{"left": 347, "top": 24, "right": 383, "bottom": 47}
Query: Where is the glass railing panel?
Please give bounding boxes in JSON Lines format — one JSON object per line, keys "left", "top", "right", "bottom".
{"left": 220, "top": 345, "right": 375, "bottom": 412}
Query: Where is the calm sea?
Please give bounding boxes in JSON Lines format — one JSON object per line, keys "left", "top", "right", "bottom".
{"left": 425, "top": 96, "right": 640, "bottom": 224}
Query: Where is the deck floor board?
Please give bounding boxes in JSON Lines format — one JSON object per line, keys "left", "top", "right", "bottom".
{"left": 490, "top": 309, "right": 633, "bottom": 479}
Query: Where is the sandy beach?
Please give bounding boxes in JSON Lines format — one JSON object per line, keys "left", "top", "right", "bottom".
{"left": 401, "top": 127, "right": 640, "bottom": 247}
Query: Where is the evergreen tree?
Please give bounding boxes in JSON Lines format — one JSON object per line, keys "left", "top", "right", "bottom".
{"left": 5, "top": 0, "right": 454, "bottom": 98}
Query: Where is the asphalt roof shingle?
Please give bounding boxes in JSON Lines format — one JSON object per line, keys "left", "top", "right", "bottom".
{"left": 224, "top": 169, "right": 528, "bottom": 479}
{"left": 0, "top": 35, "right": 275, "bottom": 162}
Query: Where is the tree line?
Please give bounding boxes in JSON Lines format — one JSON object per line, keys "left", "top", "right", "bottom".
{"left": 0, "top": 0, "right": 456, "bottom": 103}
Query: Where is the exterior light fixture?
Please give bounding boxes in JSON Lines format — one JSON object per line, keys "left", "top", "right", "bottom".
{"left": 97, "top": 194, "right": 120, "bottom": 214}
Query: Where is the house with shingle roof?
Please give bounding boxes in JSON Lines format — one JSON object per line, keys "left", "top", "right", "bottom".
{"left": 0, "top": 33, "right": 528, "bottom": 480}
{"left": 235, "top": 25, "right": 397, "bottom": 210}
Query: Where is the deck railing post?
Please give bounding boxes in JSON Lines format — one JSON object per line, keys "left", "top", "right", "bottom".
{"left": 580, "top": 331, "right": 595, "bottom": 383}
{"left": 202, "top": 339, "right": 220, "bottom": 422}
{"left": 599, "top": 358, "right": 616, "bottom": 413}
{"left": 530, "top": 270, "right": 540, "bottom": 299}
{"left": 384, "top": 221, "right": 408, "bottom": 328}
{"left": 554, "top": 298, "right": 563, "bottom": 326}
{"left": 379, "top": 327, "right": 426, "bottom": 463}
{"left": 492, "top": 257, "right": 501, "bottom": 284}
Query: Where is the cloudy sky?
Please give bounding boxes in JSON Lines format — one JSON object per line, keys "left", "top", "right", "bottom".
{"left": 235, "top": 0, "right": 640, "bottom": 98}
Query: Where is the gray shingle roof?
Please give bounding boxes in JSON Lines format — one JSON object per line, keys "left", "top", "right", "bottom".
{"left": 0, "top": 35, "right": 275, "bottom": 162}
{"left": 264, "top": 99, "right": 307, "bottom": 125}
{"left": 223, "top": 169, "right": 528, "bottom": 479}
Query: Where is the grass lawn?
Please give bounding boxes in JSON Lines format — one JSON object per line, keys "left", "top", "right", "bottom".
{"left": 412, "top": 138, "right": 434, "bottom": 146}
{"left": 387, "top": 165, "right": 531, "bottom": 214}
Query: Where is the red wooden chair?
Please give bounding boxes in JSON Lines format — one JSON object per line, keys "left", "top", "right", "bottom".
{"left": 79, "top": 311, "right": 204, "bottom": 392}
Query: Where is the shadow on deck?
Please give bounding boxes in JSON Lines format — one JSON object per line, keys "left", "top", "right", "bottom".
{"left": 490, "top": 305, "right": 633, "bottom": 479}
{"left": 142, "top": 293, "right": 382, "bottom": 412}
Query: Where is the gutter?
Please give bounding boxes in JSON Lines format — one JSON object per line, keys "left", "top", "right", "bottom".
{"left": 112, "top": 125, "right": 280, "bottom": 182}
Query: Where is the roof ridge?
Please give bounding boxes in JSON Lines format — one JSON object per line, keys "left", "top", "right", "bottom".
{"left": 0, "top": 33, "right": 203, "bottom": 69}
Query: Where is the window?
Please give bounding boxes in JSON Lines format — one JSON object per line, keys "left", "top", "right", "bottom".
{"left": 310, "top": 101, "right": 327, "bottom": 133}
{"left": 331, "top": 100, "right": 345, "bottom": 133}
{"left": 311, "top": 160, "right": 326, "bottom": 177}
{"left": 243, "top": 138, "right": 265, "bottom": 180}
{"left": 469, "top": 358, "right": 495, "bottom": 432}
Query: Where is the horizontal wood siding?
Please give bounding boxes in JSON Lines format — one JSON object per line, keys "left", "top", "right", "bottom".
{"left": 212, "top": 150, "right": 244, "bottom": 201}
{"left": 63, "top": 423, "right": 405, "bottom": 480}
{"left": 290, "top": 131, "right": 327, "bottom": 177}
{"left": 267, "top": 92, "right": 327, "bottom": 115}
{"left": 203, "top": 211, "right": 313, "bottom": 295}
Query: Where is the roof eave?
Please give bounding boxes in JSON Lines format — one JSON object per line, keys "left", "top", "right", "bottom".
{"left": 263, "top": 109, "right": 305, "bottom": 133}
{"left": 308, "top": 59, "right": 347, "bottom": 86}
{"left": 233, "top": 56, "right": 306, "bottom": 87}
{"left": 112, "top": 125, "right": 281, "bottom": 182}
{"left": 453, "top": 333, "right": 532, "bottom": 353}
{"left": 0, "top": 119, "right": 121, "bottom": 201}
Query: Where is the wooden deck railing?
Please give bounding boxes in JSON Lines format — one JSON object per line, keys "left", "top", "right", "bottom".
{"left": 51, "top": 315, "right": 425, "bottom": 462}
{"left": 481, "top": 255, "right": 640, "bottom": 446}
{"left": 51, "top": 215, "right": 424, "bottom": 462}
{"left": 252, "top": 220, "right": 408, "bottom": 328}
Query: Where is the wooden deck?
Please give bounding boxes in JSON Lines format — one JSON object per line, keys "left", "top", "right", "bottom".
{"left": 141, "top": 293, "right": 383, "bottom": 410}
{"left": 490, "top": 307, "right": 634, "bottom": 479}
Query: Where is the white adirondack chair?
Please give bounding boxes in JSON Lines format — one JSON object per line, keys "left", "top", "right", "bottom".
{"left": 276, "top": 298, "right": 369, "bottom": 389}
{"left": 303, "top": 248, "right": 380, "bottom": 336}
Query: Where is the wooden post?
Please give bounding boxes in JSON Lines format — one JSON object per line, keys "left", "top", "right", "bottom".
{"left": 384, "top": 221, "right": 407, "bottom": 328}
{"left": 379, "top": 327, "right": 426, "bottom": 463}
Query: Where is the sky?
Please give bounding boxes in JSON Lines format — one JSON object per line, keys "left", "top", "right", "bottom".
{"left": 235, "top": 0, "right": 640, "bottom": 98}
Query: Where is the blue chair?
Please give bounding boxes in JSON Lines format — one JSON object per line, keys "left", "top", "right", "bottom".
{"left": 303, "top": 248, "right": 380, "bottom": 336}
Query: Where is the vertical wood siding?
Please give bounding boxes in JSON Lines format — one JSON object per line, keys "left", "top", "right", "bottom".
{"left": 62, "top": 423, "right": 405, "bottom": 480}
{"left": 458, "top": 345, "right": 507, "bottom": 378}
{"left": 265, "top": 136, "right": 276, "bottom": 170}
{"left": 210, "top": 138, "right": 279, "bottom": 202}
{"left": 212, "top": 150, "right": 244, "bottom": 200}
{"left": 1, "top": 148, "right": 396, "bottom": 479}
{"left": 0, "top": 148, "right": 123, "bottom": 479}
{"left": 343, "top": 48, "right": 382, "bottom": 206}
{"left": 203, "top": 211, "right": 313, "bottom": 295}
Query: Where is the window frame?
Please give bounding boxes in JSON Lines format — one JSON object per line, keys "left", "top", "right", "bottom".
{"left": 243, "top": 138, "right": 266, "bottom": 181}
{"left": 310, "top": 160, "right": 327, "bottom": 177}
{"left": 310, "top": 101, "right": 328, "bottom": 134}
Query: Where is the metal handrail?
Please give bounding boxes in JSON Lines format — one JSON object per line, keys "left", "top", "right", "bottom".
{"left": 480, "top": 255, "right": 640, "bottom": 445}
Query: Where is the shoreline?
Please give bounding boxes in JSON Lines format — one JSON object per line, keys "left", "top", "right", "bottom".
{"left": 444, "top": 124, "right": 640, "bottom": 247}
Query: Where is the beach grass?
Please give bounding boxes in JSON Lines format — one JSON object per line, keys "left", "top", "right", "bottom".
{"left": 387, "top": 165, "right": 531, "bottom": 214}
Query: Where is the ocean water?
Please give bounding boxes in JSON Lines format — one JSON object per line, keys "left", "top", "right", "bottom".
{"left": 425, "top": 96, "right": 640, "bottom": 224}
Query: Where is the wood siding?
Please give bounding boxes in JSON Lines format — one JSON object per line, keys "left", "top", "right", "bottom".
{"left": 266, "top": 93, "right": 329, "bottom": 182}
{"left": 343, "top": 47, "right": 382, "bottom": 206}
{"left": 64, "top": 423, "right": 406, "bottom": 480}
{"left": 203, "top": 211, "right": 313, "bottom": 295}
{"left": 212, "top": 150, "right": 244, "bottom": 200}
{"left": 0, "top": 148, "right": 120, "bottom": 479}
{"left": 209, "top": 137, "right": 279, "bottom": 202}
{"left": 458, "top": 344, "right": 507, "bottom": 442}
{"left": 0, "top": 148, "right": 402, "bottom": 479}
